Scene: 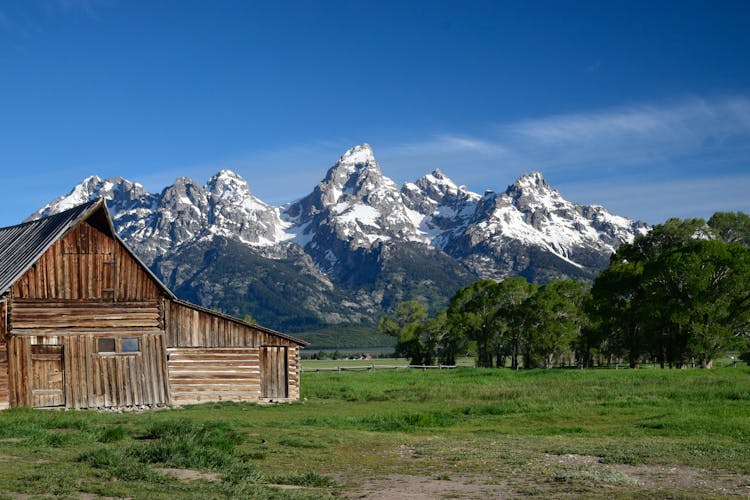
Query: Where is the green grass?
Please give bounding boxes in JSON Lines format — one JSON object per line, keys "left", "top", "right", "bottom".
{"left": 0, "top": 366, "right": 748, "bottom": 498}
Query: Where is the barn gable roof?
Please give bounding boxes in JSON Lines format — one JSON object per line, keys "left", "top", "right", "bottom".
{"left": 0, "top": 199, "right": 101, "bottom": 295}
{"left": 0, "top": 198, "right": 177, "bottom": 298}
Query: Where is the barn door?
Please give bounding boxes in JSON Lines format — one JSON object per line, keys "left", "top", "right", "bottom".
{"left": 261, "top": 346, "right": 288, "bottom": 398}
{"left": 30, "top": 345, "right": 65, "bottom": 407}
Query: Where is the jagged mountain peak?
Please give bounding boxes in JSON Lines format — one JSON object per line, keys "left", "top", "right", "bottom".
{"left": 414, "top": 169, "right": 481, "bottom": 203}
{"left": 337, "top": 143, "right": 375, "bottom": 167}
{"left": 205, "top": 169, "right": 255, "bottom": 200}
{"left": 292, "top": 143, "right": 400, "bottom": 219}
{"left": 325, "top": 144, "right": 386, "bottom": 191}
{"left": 161, "top": 176, "right": 207, "bottom": 202}
{"left": 207, "top": 169, "right": 247, "bottom": 185}
{"left": 509, "top": 171, "right": 552, "bottom": 191}
{"left": 28, "top": 175, "right": 150, "bottom": 221}
{"left": 500, "top": 171, "right": 565, "bottom": 214}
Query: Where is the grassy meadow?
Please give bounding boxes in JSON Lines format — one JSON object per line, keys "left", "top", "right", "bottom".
{"left": 0, "top": 365, "right": 748, "bottom": 498}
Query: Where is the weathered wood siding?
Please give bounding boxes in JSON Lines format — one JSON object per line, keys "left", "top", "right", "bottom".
{"left": 165, "top": 301, "right": 301, "bottom": 401}
{"left": 0, "top": 301, "right": 7, "bottom": 409}
{"left": 10, "top": 299, "right": 161, "bottom": 331}
{"left": 11, "top": 222, "right": 160, "bottom": 301}
{"left": 167, "top": 348, "right": 260, "bottom": 404}
{"left": 7, "top": 332, "right": 168, "bottom": 409}
{"left": 0, "top": 343, "right": 8, "bottom": 409}
{"left": 0, "top": 300, "right": 6, "bottom": 338}
{"left": 165, "top": 301, "right": 297, "bottom": 348}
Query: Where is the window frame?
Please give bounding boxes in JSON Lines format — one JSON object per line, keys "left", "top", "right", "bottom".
{"left": 95, "top": 337, "right": 141, "bottom": 355}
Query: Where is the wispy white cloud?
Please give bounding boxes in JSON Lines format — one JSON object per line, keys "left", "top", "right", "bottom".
{"left": 500, "top": 96, "right": 750, "bottom": 169}
{"left": 390, "top": 134, "right": 508, "bottom": 157}
{"left": 509, "top": 96, "right": 750, "bottom": 142}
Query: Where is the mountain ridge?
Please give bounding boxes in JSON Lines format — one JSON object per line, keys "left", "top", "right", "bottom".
{"left": 29, "top": 144, "right": 649, "bottom": 332}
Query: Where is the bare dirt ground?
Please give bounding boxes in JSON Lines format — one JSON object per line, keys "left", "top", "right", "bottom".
{"left": 347, "top": 473, "right": 509, "bottom": 499}
{"left": 155, "top": 467, "right": 220, "bottom": 481}
{"left": 342, "top": 453, "right": 750, "bottom": 499}
{"left": 546, "top": 453, "right": 750, "bottom": 496}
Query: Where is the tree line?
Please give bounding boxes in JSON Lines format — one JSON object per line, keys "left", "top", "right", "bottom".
{"left": 378, "top": 212, "right": 750, "bottom": 369}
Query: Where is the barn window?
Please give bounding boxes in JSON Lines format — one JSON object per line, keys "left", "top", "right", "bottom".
{"left": 121, "top": 338, "right": 140, "bottom": 353}
{"left": 96, "top": 338, "right": 140, "bottom": 354}
{"left": 97, "top": 338, "right": 116, "bottom": 353}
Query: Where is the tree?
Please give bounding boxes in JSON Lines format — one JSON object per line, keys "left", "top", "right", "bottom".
{"left": 642, "top": 240, "right": 750, "bottom": 368}
{"left": 377, "top": 301, "right": 431, "bottom": 365}
{"left": 578, "top": 294, "right": 603, "bottom": 368}
{"left": 589, "top": 258, "right": 647, "bottom": 368}
{"left": 494, "top": 277, "right": 537, "bottom": 369}
{"left": 589, "top": 217, "right": 710, "bottom": 368}
{"left": 521, "top": 280, "right": 587, "bottom": 368}
{"left": 708, "top": 211, "right": 750, "bottom": 246}
{"left": 591, "top": 214, "right": 750, "bottom": 369}
{"left": 422, "top": 311, "right": 450, "bottom": 365}
{"left": 447, "top": 280, "right": 501, "bottom": 368}
{"left": 618, "top": 217, "right": 709, "bottom": 263}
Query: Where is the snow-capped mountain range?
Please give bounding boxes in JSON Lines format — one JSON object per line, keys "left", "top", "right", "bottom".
{"left": 30, "top": 144, "right": 648, "bottom": 331}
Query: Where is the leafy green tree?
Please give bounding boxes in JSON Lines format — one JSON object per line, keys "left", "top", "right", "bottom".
{"left": 590, "top": 217, "right": 710, "bottom": 368}
{"left": 591, "top": 213, "right": 750, "bottom": 368}
{"left": 494, "top": 277, "right": 538, "bottom": 369}
{"left": 427, "top": 310, "right": 465, "bottom": 366}
{"left": 708, "top": 211, "right": 750, "bottom": 246}
{"left": 578, "top": 293, "right": 607, "bottom": 367}
{"left": 618, "top": 217, "right": 709, "bottom": 263}
{"left": 589, "top": 258, "right": 647, "bottom": 367}
{"left": 377, "top": 301, "right": 431, "bottom": 365}
{"left": 521, "top": 280, "right": 588, "bottom": 368}
{"left": 447, "top": 280, "right": 501, "bottom": 368}
{"left": 642, "top": 240, "right": 750, "bottom": 368}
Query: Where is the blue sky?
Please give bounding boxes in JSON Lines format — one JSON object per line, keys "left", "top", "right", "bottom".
{"left": 1, "top": 0, "right": 749, "bottom": 227}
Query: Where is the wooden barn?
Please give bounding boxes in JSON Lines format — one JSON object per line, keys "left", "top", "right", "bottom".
{"left": 0, "top": 199, "right": 306, "bottom": 410}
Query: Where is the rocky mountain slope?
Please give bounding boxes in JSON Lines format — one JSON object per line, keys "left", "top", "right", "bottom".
{"left": 30, "top": 144, "right": 648, "bottom": 332}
